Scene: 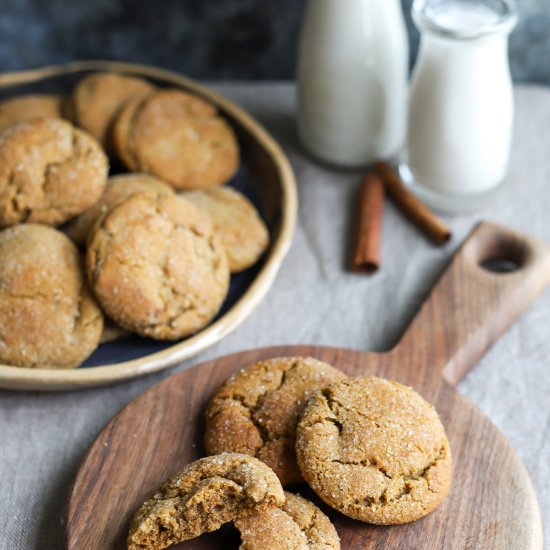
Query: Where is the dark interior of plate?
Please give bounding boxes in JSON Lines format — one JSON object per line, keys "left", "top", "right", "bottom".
{"left": 0, "top": 68, "right": 280, "bottom": 368}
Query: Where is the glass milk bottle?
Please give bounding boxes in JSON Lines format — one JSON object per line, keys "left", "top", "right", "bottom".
{"left": 401, "top": 0, "right": 518, "bottom": 213}
{"left": 297, "top": 0, "right": 409, "bottom": 167}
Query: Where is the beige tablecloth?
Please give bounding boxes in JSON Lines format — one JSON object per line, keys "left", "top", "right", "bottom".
{"left": 1, "top": 83, "right": 549, "bottom": 549}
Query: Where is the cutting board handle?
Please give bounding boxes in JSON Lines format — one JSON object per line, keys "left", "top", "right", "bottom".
{"left": 390, "top": 221, "right": 550, "bottom": 391}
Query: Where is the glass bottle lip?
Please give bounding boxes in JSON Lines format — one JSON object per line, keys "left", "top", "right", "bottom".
{"left": 412, "top": 0, "right": 518, "bottom": 40}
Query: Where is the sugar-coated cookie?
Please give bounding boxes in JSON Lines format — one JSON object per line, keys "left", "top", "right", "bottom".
{"left": 0, "top": 224, "right": 103, "bottom": 368}
{"left": 127, "top": 453, "right": 284, "bottom": 550}
{"left": 0, "top": 94, "right": 64, "bottom": 132}
{"left": 182, "top": 186, "right": 269, "bottom": 273}
{"left": 99, "top": 318, "right": 130, "bottom": 344}
{"left": 204, "top": 357, "right": 346, "bottom": 485}
{"left": 295, "top": 376, "right": 453, "bottom": 525}
{"left": 87, "top": 192, "right": 229, "bottom": 340}
{"left": 113, "top": 89, "right": 239, "bottom": 189}
{"left": 235, "top": 491, "right": 340, "bottom": 550}
{"left": 0, "top": 119, "right": 108, "bottom": 227}
{"left": 68, "top": 72, "right": 154, "bottom": 152}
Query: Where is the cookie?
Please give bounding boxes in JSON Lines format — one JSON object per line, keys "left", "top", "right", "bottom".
{"left": 0, "top": 94, "right": 64, "bottom": 132}
{"left": 113, "top": 89, "right": 239, "bottom": 189}
{"left": 127, "top": 453, "right": 285, "bottom": 550}
{"left": 204, "top": 357, "right": 346, "bottom": 485}
{"left": 64, "top": 173, "right": 174, "bottom": 247}
{"left": 295, "top": 377, "right": 453, "bottom": 525}
{"left": 182, "top": 186, "right": 269, "bottom": 273}
{"left": 100, "top": 318, "right": 130, "bottom": 344}
{"left": 111, "top": 94, "right": 143, "bottom": 170}
{"left": 235, "top": 491, "right": 340, "bottom": 550}
{"left": 0, "top": 224, "right": 103, "bottom": 368}
{"left": 0, "top": 118, "right": 108, "bottom": 227}
{"left": 87, "top": 192, "right": 229, "bottom": 340}
{"left": 69, "top": 72, "right": 154, "bottom": 152}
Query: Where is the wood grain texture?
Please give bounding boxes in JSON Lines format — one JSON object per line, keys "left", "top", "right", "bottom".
{"left": 66, "top": 222, "right": 549, "bottom": 549}
{"left": 0, "top": 61, "right": 297, "bottom": 391}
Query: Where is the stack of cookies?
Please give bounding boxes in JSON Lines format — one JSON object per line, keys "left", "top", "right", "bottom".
{"left": 0, "top": 72, "right": 269, "bottom": 369}
{"left": 127, "top": 356, "right": 453, "bottom": 549}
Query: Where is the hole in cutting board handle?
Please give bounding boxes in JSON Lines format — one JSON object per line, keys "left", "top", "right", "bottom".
{"left": 476, "top": 231, "right": 530, "bottom": 274}
{"left": 480, "top": 257, "right": 522, "bottom": 273}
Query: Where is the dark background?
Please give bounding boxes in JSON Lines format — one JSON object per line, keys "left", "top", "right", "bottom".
{"left": 0, "top": 0, "right": 548, "bottom": 83}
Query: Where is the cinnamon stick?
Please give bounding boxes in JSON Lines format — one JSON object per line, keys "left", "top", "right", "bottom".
{"left": 352, "top": 172, "right": 385, "bottom": 274}
{"left": 375, "top": 162, "right": 451, "bottom": 245}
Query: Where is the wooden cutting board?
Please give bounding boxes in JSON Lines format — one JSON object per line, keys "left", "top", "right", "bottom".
{"left": 66, "top": 222, "right": 549, "bottom": 550}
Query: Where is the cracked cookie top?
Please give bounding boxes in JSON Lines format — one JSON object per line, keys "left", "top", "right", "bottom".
{"left": 295, "top": 376, "right": 452, "bottom": 525}
{"left": 87, "top": 191, "right": 229, "bottom": 340}
{"left": 0, "top": 118, "right": 108, "bottom": 227}
{"left": 235, "top": 491, "right": 340, "bottom": 550}
{"left": 181, "top": 186, "right": 269, "bottom": 273}
{"left": 65, "top": 173, "right": 174, "bottom": 247}
{"left": 113, "top": 89, "right": 239, "bottom": 189}
{"left": 0, "top": 94, "right": 64, "bottom": 133}
{"left": 0, "top": 224, "right": 103, "bottom": 368}
{"left": 127, "top": 453, "right": 285, "bottom": 550}
{"left": 68, "top": 72, "right": 155, "bottom": 152}
{"left": 204, "top": 357, "right": 346, "bottom": 485}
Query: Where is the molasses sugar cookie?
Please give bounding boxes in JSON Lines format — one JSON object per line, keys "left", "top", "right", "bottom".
{"left": 110, "top": 94, "right": 142, "bottom": 170}
{"left": 87, "top": 192, "right": 229, "bottom": 340}
{"left": 204, "top": 357, "right": 346, "bottom": 485}
{"left": 113, "top": 89, "right": 239, "bottom": 189}
{"left": 235, "top": 491, "right": 340, "bottom": 550}
{"left": 68, "top": 71, "right": 154, "bottom": 151}
{"left": 0, "top": 94, "right": 64, "bottom": 132}
{"left": 0, "top": 118, "right": 108, "bottom": 227}
{"left": 296, "top": 376, "right": 453, "bottom": 525}
{"left": 0, "top": 224, "right": 103, "bottom": 368}
{"left": 182, "top": 186, "right": 269, "bottom": 273}
{"left": 99, "top": 318, "right": 130, "bottom": 344}
{"left": 65, "top": 173, "right": 174, "bottom": 246}
{"left": 127, "top": 453, "right": 284, "bottom": 550}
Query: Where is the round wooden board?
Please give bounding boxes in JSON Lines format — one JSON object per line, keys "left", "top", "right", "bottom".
{"left": 0, "top": 61, "right": 297, "bottom": 391}
{"left": 66, "top": 345, "right": 542, "bottom": 550}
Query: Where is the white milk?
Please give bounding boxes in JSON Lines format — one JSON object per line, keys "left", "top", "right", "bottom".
{"left": 297, "top": 0, "right": 409, "bottom": 167}
{"left": 404, "top": 0, "right": 517, "bottom": 211}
